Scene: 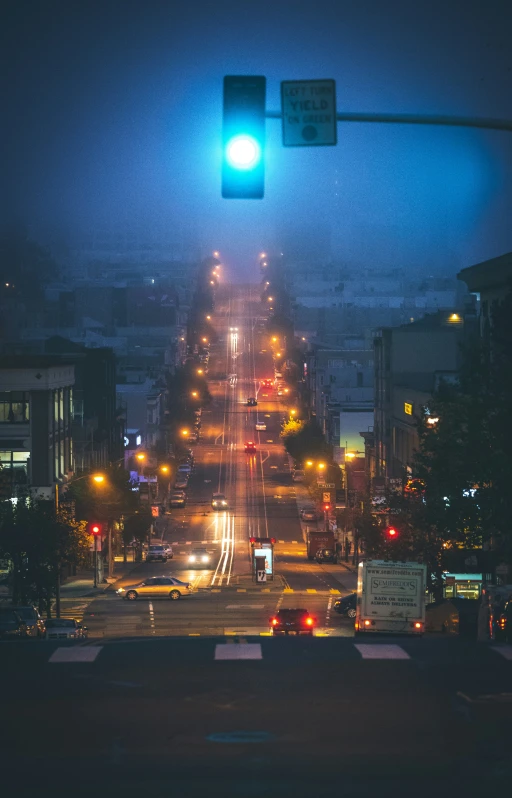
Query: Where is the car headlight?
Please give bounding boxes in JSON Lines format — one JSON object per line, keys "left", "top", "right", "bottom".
{"left": 222, "top": 501, "right": 227, "bottom": 506}
{"left": 189, "top": 556, "right": 196, "bottom": 562}
{"left": 202, "top": 556, "right": 209, "bottom": 562}
{"left": 116, "top": 588, "right": 125, "bottom": 594}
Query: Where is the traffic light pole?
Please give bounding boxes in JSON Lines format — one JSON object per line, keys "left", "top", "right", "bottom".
{"left": 93, "top": 538, "right": 98, "bottom": 589}
{"left": 264, "top": 109, "right": 512, "bottom": 133}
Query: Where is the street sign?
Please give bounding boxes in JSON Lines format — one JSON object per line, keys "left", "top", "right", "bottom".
{"left": 322, "top": 492, "right": 332, "bottom": 503}
{"left": 281, "top": 79, "right": 337, "bottom": 147}
{"left": 324, "top": 483, "right": 335, "bottom": 489}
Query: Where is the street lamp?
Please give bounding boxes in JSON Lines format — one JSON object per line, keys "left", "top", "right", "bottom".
{"left": 181, "top": 428, "right": 190, "bottom": 438}
{"left": 191, "top": 391, "right": 198, "bottom": 399}
{"left": 290, "top": 409, "right": 297, "bottom": 418}
{"left": 206, "top": 315, "right": 211, "bottom": 320}
{"left": 267, "top": 296, "right": 273, "bottom": 302}
{"left": 197, "top": 368, "right": 204, "bottom": 376}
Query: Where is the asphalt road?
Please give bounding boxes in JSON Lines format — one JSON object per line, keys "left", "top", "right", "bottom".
{"left": 2, "top": 284, "right": 511, "bottom": 796}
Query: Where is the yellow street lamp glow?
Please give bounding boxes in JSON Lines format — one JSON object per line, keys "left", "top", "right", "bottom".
{"left": 136, "top": 453, "right": 145, "bottom": 462}
{"left": 160, "top": 465, "right": 169, "bottom": 474}
{"left": 290, "top": 409, "right": 297, "bottom": 417}
{"left": 210, "top": 280, "right": 215, "bottom": 285}
{"left": 197, "top": 368, "right": 204, "bottom": 375}
{"left": 271, "top": 336, "right": 277, "bottom": 343}
{"left": 345, "top": 452, "right": 356, "bottom": 459}
{"left": 284, "top": 388, "right": 289, "bottom": 393}
{"left": 317, "top": 462, "right": 326, "bottom": 470}
{"left": 191, "top": 391, "right": 198, "bottom": 398}
{"left": 202, "top": 337, "right": 208, "bottom": 343}
{"left": 267, "top": 296, "right": 273, "bottom": 302}
{"left": 302, "top": 337, "right": 306, "bottom": 341}
{"left": 276, "top": 352, "right": 281, "bottom": 358}
{"left": 213, "top": 251, "right": 220, "bottom": 258}
{"left": 92, "top": 474, "right": 105, "bottom": 484}
{"left": 206, "top": 315, "right": 211, "bottom": 320}
{"left": 306, "top": 460, "right": 314, "bottom": 467}
{"left": 181, "top": 429, "right": 189, "bottom": 437}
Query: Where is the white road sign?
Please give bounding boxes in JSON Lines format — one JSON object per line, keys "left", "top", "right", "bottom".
{"left": 281, "top": 79, "right": 337, "bottom": 146}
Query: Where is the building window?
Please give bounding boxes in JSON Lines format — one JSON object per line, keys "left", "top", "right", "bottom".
{"left": 0, "top": 392, "right": 30, "bottom": 423}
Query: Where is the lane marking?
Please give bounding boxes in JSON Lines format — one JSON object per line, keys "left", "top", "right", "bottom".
{"left": 330, "top": 589, "right": 341, "bottom": 595}
{"left": 215, "top": 643, "right": 262, "bottom": 660}
{"left": 355, "top": 644, "right": 410, "bottom": 660}
{"left": 306, "top": 589, "right": 317, "bottom": 594}
{"left": 236, "top": 589, "right": 247, "bottom": 593}
{"left": 49, "top": 647, "right": 103, "bottom": 663}
{"left": 226, "top": 604, "right": 265, "bottom": 609}
{"left": 283, "top": 588, "right": 294, "bottom": 593}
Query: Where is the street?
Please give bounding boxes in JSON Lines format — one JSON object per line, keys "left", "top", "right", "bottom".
{"left": 1, "top": 283, "right": 511, "bottom": 796}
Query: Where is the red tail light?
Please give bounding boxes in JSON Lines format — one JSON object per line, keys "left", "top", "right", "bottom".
{"left": 305, "top": 617, "right": 313, "bottom": 626}
{"left": 414, "top": 622, "right": 423, "bottom": 629}
{"left": 271, "top": 618, "right": 278, "bottom": 626}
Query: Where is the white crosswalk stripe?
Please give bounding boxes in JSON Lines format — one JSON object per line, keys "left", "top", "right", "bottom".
{"left": 214, "top": 643, "right": 262, "bottom": 660}
{"left": 355, "top": 643, "right": 411, "bottom": 659}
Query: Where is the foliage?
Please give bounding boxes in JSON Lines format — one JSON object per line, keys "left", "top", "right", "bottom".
{"left": 64, "top": 465, "right": 138, "bottom": 522}
{"left": 280, "top": 418, "right": 331, "bottom": 464}
{"left": 0, "top": 497, "right": 89, "bottom": 612}
{"left": 122, "top": 509, "right": 153, "bottom": 545}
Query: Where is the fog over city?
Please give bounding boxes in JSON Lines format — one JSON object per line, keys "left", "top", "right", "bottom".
{"left": 3, "top": 0, "right": 512, "bottom": 278}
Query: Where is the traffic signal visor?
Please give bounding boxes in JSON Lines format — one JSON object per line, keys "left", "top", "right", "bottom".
{"left": 222, "top": 75, "right": 266, "bottom": 199}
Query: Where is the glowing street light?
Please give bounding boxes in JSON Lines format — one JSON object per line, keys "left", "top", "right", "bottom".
{"left": 181, "top": 428, "right": 190, "bottom": 438}
{"left": 191, "top": 391, "right": 198, "bottom": 399}
{"left": 290, "top": 409, "right": 297, "bottom": 417}
{"left": 267, "top": 296, "right": 273, "bottom": 302}
{"left": 317, "top": 462, "right": 326, "bottom": 470}
{"left": 271, "top": 336, "right": 278, "bottom": 343}
{"left": 136, "top": 453, "right": 146, "bottom": 463}
{"left": 159, "top": 465, "right": 170, "bottom": 475}
{"left": 306, "top": 460, "right": 314, "bottom": 467}
{"left": 213, "top": 251, "right": 220, "bottom": 258}
{"left": 197, "top": 368, "right": 204, "bottom": 376}
{"left": 206, "top": 315, "right": 211, "bottom": 320}
{"left": 92, "top": 474, "right": 105, "bottom": 484}
{"left": 202, "top": 337, "right": 208, "bottom": 343}
{"left": 210, "top": 280, "right": 215, "bottom": 285}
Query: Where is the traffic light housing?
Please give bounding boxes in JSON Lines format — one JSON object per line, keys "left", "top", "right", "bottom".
{"left": 323, "top": 503, "right": 331, "bottom": 513}
{"left": 222, "top": 75, "right": 266, "bottom": 199}
{"left": 89, "top": 522, "right": 103, "bottom": 536}
{"left": 385, "top": 526, "right": 398, "bottom": 539}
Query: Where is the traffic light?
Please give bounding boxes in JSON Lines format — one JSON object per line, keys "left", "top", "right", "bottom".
{"left": 89, "top": 522, "right": 102, "bottom": 536}
{"left": 222, "top": 75, "right": 266, "bottom": 199}
{"left": 385, "top": 526, "right": 398, "bottom": 539}
{"left": 323, "top": 503, "right": 331, "bottom": 513}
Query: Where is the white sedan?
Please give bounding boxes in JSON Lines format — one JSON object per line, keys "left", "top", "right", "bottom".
{"left": 45, "top": 618, "right": 88, "bottom": 640}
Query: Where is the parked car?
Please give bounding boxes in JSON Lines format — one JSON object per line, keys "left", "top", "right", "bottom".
{"left": 247, "top": 397, "right": 257, "bottom": 406}
{"left": 45, "top": 618, "right": 88, "bottom": 640}
{"left": 11, "top": 606, "right": 46, "bottom": 638}
{"left": 146, "top": 545, "right": 168, "bottom": 563}
{"left": 212, "top": 492, "right": 228, "bottom": 510}
{"left": 0, "top": 608, "right": 30, "bottom": 639}
{"left": 174, "top": 476, "right": 189, "bottom": 490}
{"left": 117, "top": 576, "right": 192, "bottom": 601}
{"left": 178, "top": 463, "right": 193, "bottom": 476}
{"left": 334, "top": 593, "right": 357, "bottom": 618}
{"left": 255, "top": 420, "right": 267, "bottom": 431}
{"left": 270, "top": 608, "right": 316, "bottom": 636}
{"left": 161, "top": 544, "right": 174, "bottom": 559}
{"left": 169, "top": 491, "right": 186, "bottom": 507}
{"left": 292, "top": 469, "right": 306, "bottom": 482}
{"left": 300, "top": 507, "right": 319, "bottom": 522}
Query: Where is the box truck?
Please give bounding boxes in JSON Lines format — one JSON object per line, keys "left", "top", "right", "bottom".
{"left": 356, "top": 560, "right": 426, "bottom": 635}
{"left": 306, "top": 529, "right": 335, "bottom": 561}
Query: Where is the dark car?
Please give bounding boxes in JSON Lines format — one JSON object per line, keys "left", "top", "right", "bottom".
{"left": 247, "top": 397, "right": 257, "bottom": 406}
{"left": 334, "top": 593, "right": 357, "bottom": 618}
{"left": 0, "top": 608, "right": 30, "bottom": 639}
{"left": 270, "top": 608, "right": 316, "bottom": 636}
{"left": 244, "top": 441, "right": 257, "bottom": 454}
{"left": 12, "top": 606, "right": 46, "bottom": 638}
{"left": 315, "top": 548, "right": 336, "bottom": 563}
{"left": 146, "top": 545, "right": 168, "bottom": 563}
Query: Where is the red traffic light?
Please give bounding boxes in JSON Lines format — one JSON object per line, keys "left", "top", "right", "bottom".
{"left": 89, "top": 522, "right": 102, "bottom": 536}
{"left": 386, "top": 526, "right": 398, "bottom": 538}
{"left": 323, "top": 504, "right": 331, "bottom": 512}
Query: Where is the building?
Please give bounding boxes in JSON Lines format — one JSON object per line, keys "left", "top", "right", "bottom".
{"left": 0, "top": 356, "right": 75, "bottom": 499}
{"left": 372, "top": 311, "right": 467, "bottom": 482}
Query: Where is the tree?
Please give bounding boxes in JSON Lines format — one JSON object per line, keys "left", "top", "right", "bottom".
{"left": 0, "top": 497, "right": 89, "bottom": 614}
{"left": 122, "top": 510, "right": 153, "bottom": 562}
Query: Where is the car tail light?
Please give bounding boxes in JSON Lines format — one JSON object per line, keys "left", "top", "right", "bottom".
{"left": 271, "top": 618, "right": 278, "bottom": 626}
{"left": 498, "top": 615, "right": 507, "bottom": 630}
{"left": 363, "top": 619, "right": 371, "bottom": 627}
{"left": 413, "top": 621, "right": 423, "bottom": 630}
{"left": 305, "top": 617, "right": 313, "bottom": 626}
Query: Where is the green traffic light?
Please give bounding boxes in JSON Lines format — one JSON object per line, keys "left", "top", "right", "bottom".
{"left": 226, "top": 135, "right": 261, "bottom": 170}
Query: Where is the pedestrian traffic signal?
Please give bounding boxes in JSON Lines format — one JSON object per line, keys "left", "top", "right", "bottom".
{"left": 222, "top": 75, "right": 266, "bottom": 199}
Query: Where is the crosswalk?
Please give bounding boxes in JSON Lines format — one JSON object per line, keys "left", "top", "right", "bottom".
{"left": 42, "top": 641, "right": 512, "bottom": 664}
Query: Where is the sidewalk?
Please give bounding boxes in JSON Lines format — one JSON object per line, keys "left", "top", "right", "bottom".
{"left": 287, "top": 455, "right": 357, "bottom": 574}
{"left": 59, "top": 557, "right": 140, "bottom": 599}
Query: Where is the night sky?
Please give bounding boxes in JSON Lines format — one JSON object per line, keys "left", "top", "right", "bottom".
{"left": 3, "top": 0, "right": 512, "bottom": 279}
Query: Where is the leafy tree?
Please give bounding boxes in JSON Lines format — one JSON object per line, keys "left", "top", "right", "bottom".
{"left": 0, "top": 497, "right": 89, "bottom": 614}
{"left": 122, "top": 510, "right": 153, "bottom": 562}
